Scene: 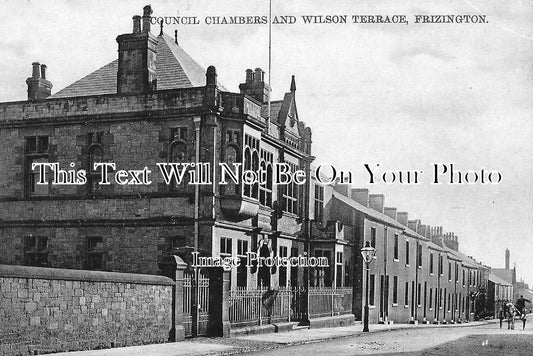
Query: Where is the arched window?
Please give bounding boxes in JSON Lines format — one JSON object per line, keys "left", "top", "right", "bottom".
{"left": 243, "top": 147, "right": 252, "bottom": 197}
{"left": 223, "top": 144, "right": 239, "bottom": 195}
{"left": 251, "top": 151, "right": 259, "bottom": 199}
{"left": 259, "top": 161, "right": 273, "bottom": 207}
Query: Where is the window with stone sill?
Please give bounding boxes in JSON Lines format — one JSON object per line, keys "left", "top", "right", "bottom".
{"left": 171, "top": 127, "right": 188, "bottom": 142}
{"left": 282, "top": 161, "right": 299, "bottom": 215}
{"left": 405, "top": 240, "right": 410, "bottom": 266}
{"left": 392, "top": 275, "right": 398, "bottom": 304}
{"left": 222, "top": 144, "right": 240, "bottom": 196}
{"left": 243, "top": 135, "right": 260, "bottom": 199}
{"left": 314, "top": 184, "right": 324, "bottom": 223}
{"left": 259, "top": 149, "right": 273, "bottom": 207}
{"left": 86, "top": 236, "right": 105, "bottom": 270}
{"left": 404, "top": 281, "right": 409, "bottom": 307}
{"left": 226, "top": 129, "right": 240, "bottom": 145}
{"left": 220, "top": 237, "right": 232, "bottom": 256}
{"left": 417, "top": 243, "right": 423, "bottom": 268}
{"left": 336, "top": 251, "right": 343, "bottom": 288}
{"left": 24, "top": 236, "right": 48, "bottom": 267}
{"left": 237, "top": 239, "right": 248, "bottom": 288}
{"left": 25, "top": 136, "right": 50, "bottom": 196}
{"left": 393, "top": 233, "right": 399, "bottom": 260}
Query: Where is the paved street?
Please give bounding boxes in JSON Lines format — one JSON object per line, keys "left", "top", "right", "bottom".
{"left": 47, "top": 320, "right": 532, "bottom": 356}
{"left": 244, "top": 321, "right": 533, "bottom": 356}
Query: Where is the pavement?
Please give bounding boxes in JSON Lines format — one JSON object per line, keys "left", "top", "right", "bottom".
{"left": 47, "top": 319, "right": 500, "bottom": 356}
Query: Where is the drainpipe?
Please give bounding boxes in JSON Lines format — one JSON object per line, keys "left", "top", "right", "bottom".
{"left": 383, "top": 226, "right": 388, "bottom": 323}
{"left": 415, "top": 239, "right": 419, "bottom": 322}
{"left": 191, "top": 116, "right": 201, "bottom": 338}
{"left": 437, "top": 254, "right": 441, "bottom": 323}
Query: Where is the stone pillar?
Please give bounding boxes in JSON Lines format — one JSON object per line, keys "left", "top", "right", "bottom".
{"left": 207, "top": 267, "right": 231, "bottom": 337}
{"left": 158, "top": 255, "right": 188, "bottom": 341}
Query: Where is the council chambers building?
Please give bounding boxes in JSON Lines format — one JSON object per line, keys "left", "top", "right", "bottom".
{"left": 0, "top": 5, "right": 330, "bottom": 293}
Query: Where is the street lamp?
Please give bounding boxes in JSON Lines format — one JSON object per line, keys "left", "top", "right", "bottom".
{"left": 361, "top": 240, "right": 376, "bottom": 332}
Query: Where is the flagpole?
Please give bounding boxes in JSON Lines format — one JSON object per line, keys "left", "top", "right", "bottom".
{"left": 267, "top": 0, "right": 272, "bottom": 134}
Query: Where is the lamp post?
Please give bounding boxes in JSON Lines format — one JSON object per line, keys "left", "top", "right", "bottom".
{"left": 361, "top": 240, "right": 376, "bottom": 332}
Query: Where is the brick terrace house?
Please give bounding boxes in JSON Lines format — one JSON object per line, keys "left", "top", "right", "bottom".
{"left": 0, "top": 5, "right": 317, "bottom": 292}
{"left": 320, "top": 184, "right": 489, "bottom": 324}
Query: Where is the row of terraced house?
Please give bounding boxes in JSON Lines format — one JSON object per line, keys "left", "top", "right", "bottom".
{"left": 0, "top": 5, "right": 517, "bottom": 354}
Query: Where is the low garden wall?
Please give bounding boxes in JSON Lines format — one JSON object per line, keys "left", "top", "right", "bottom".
{"left": 0, "top": 264, "right": 174, "bottom": 355}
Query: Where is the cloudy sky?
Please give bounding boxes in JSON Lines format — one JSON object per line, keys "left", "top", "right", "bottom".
{"left": 0, "top": 0, "right": 531, "bottom": 284}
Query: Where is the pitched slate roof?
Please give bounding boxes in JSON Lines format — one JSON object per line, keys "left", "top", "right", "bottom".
{"left": 492, "top": 268, "right": 515, "bottom": 284}
{"left": 50, "top": 33, "right": 225, "bottom": 99}
{"left": 489, "top": 273, "right": 512, "bottom": 286}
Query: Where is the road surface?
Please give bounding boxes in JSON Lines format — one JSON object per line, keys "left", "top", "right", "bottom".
{"left": 245, "top": 321, "right": 533, "bottom": 355}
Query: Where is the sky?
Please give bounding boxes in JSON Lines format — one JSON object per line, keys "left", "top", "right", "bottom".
{"left": 0, "top": 0, "right": 531, "bottom": 284}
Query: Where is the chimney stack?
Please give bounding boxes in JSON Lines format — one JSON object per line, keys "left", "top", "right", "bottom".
{"left": 133, "top": 15, "right": 141, "bottom": 33}
{"left": 116, "top": 5, "right": 158, "bottom": 94}
{"left": 239, "top": 67, "right": 270, "bottom": 103}
{"left": 142, "top": 5, "right": 152, "bottom": 33}
{"left": 369, "top": 194, "right": 385, "bottom": 213}
{"left": 397, "top": 212, "right": 408, "bottom": 226}
{"left": 408, "top": 219, "right": 420, "bottom": 232}
{"left": 505, "top": 248, "right": 510, "bottom": 270}
{"left": 384, "top": 207, "right": 397, "bottom": 220}
{"left": 334, "top": 182, "right": 351, "bottom": 198}
{"left": 351, "top": 188, "right": 369, "bottom": 206}
{"left": 26, "top": 62, "right": 53, "bottom": 100}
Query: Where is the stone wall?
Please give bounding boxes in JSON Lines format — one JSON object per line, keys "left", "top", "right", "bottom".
{"left": 0, "top": 264, "right": 174, "bottom": 355}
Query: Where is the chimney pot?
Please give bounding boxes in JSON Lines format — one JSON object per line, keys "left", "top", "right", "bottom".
{"left": 206, "top": 65, "right": 217, "bottom": 86}
{"left": 142, "top": 5, "right": 152, "bottom": 33}
{"left": 32, "top": 62, "right": 40, "bottom": 78}
{"left": 26, "top": 62, "right": 52, "bottom": 100}
{"left": 245, "top": 69, "right": 254, "bottom": 83}
{"left": 254, "top": 68, "right": 263, "bottom": 82}
{"left": 40, "top": 64, "right": 47, "bottom": 79}
{"left": 133, "top": 15, "right": 141, "bottom": 33}
{"left": 238, "top": 67, "right": 270, "bottom": 103}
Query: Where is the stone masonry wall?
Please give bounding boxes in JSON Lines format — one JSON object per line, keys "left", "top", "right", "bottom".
{"left": 0, "top": 264, "right": 174, "bottom": 356}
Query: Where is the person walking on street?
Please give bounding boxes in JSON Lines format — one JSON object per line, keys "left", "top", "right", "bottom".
{"left": 516, "top": 295, "right": 531, "bottom": 314}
